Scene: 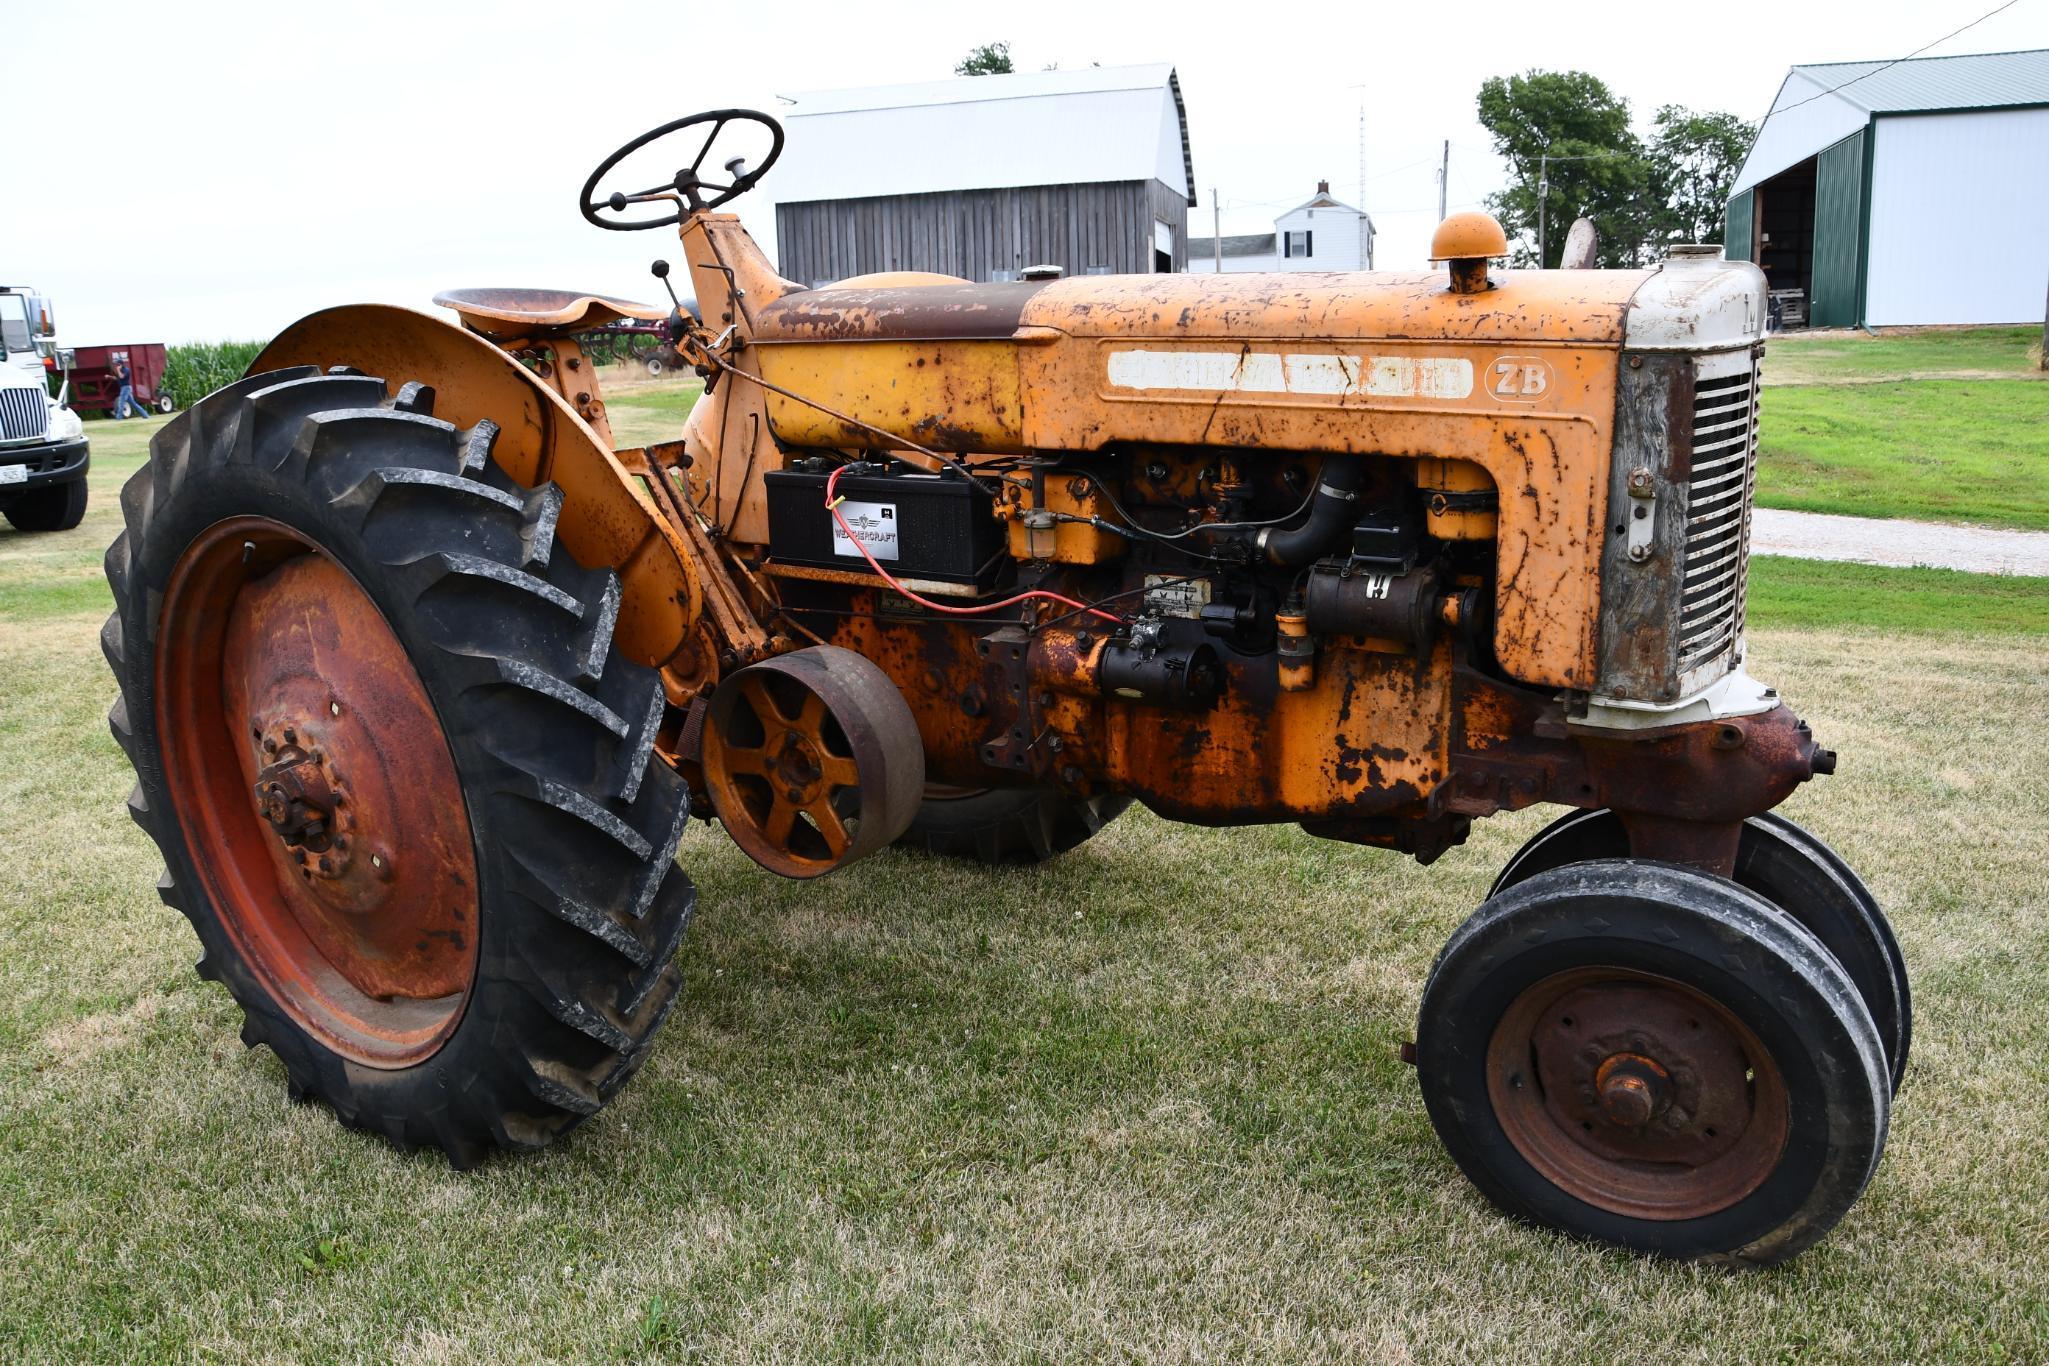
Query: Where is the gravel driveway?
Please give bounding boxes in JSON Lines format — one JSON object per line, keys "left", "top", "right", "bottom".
{"left": 1752, "top": 508, "right": 2049, "bottom": 576}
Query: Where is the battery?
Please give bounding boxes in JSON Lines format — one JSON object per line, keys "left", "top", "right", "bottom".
{"left": 764, "top": 466, "right": 1004, "bottom": 589}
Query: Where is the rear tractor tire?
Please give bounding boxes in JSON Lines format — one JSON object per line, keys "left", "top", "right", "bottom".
{"left": 103, "top": 367, "right": 696, "bottom": 1164}
{"left": 1416, "top": 860, "right": 1889, "bottom": 1267}
{"left": 896, "top": 785, "right": 1130, "bottom": 865}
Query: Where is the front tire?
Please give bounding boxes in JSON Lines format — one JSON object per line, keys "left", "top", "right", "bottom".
{"left": 3, "top": 477, "right": 88, "bottom": 531}
{"left": 104, "top": 367, "right": 695, "bottom": 1164}
{"left": 1492, "top": 808, "right": 1910, "bottom": 1093}
{"left": 1416, "top": 860, "right": 1889, "bottom": 1267}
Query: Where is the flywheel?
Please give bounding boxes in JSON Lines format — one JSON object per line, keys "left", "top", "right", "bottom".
{"left": 701, "top": 646, "right": 924, "bottom": 877}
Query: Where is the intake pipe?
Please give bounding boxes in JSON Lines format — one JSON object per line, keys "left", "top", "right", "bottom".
{"left": 1257, "top": 455, "right": 1364, "bottom": 566}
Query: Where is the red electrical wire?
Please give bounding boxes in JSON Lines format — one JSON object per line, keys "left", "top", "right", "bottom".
{"left": 824, "top": 465, "right": 1126, "bottom": 626}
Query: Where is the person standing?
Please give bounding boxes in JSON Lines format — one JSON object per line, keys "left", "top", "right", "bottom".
{"left": 114, "top": 357, "right": 140, "bottom": 419}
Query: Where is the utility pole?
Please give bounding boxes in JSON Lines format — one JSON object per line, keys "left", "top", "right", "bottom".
{"left": 1437, "top": 139, "right": 1449, "bottom": 221}
{"left": 1537, "top": 149, "right": 1550, "bottom": 269}
{"left": 1213, "top": 187, "right": 1222, "bottom": 273}
{"left": 1358, "top": 108, "right": 1371, "bottom": 270}
{"left": 1358, "top": 106, "right": 1367, "bottom": 211}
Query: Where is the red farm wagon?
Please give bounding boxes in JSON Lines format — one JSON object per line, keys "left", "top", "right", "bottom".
{"left": 66, "top": 343, "right": 173, "bottom": 416}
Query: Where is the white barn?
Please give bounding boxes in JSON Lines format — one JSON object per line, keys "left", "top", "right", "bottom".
{"left": 769, "top": 65, "right": 1197, "bottom": 285}
{"left": 1186, "top": 181, "right": 1375, "bottom": 274}
{"left": 1724, "top": 47, "right": 2049, "bottom": 328}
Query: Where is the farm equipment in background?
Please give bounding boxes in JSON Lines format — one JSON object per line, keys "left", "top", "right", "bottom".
{"left": 68, "top": 342, "right": 174, "bottom": 416}
{"left": 576, "top": 318, "right": 688, "bottom": 375}
{"left": 0, "top": 283, "right": 89, "bottom": 532}
{"left": 103, "top": 110, "right": 1907, "bottom": 1267}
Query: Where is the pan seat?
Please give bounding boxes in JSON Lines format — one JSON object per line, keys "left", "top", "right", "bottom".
{"left": 432, "top": 287, "right": 668, "bottom": 341}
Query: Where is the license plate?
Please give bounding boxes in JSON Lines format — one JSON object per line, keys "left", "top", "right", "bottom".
{"left": 0, "top": 463, "right": 27, "bottom": 486}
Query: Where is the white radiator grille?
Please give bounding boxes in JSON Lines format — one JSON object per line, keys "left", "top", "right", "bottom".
{"left": 0, "top": 386, "right": 49, "bottom": 443}
{"left": 1677, "top": 357, "right": 1758, "bottom": 677}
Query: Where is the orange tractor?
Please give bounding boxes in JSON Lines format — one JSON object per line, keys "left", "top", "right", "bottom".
{"left": 105, "top": 111, "right": 1904, "bottom": 1266}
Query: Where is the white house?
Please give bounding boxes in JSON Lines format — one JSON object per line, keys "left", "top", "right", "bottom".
{"left": 1724, "top": 47, "right": 2049, "bottom": 327}
{"left": 1186, "top": 181, "right": 1375, "bottom": 274}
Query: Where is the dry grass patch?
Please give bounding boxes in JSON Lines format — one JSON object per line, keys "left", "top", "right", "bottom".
{"left": 4, "top": 612, "right": 2045, "bottom": 1359}
{"left": 3, "top": 437, "right": 2047, "bottom": 1358}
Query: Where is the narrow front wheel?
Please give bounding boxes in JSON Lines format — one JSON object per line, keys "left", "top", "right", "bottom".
{"left": 1416, "top": 859, "right": 1889, "bottom": 1267}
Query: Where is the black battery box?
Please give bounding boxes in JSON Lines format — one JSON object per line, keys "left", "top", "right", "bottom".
{"left": 764, "top": 466, "right": 1004, "bottom": 590}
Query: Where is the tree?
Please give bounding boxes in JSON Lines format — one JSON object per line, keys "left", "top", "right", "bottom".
{"left": 1651, "top": 106, "right": 1755, "bottom": 245}
{"left": 955, "top": 42, "right": 1013, "bottom": 76}
{"left": 1477, "top": 70, "right": 1658, "bottom": 268}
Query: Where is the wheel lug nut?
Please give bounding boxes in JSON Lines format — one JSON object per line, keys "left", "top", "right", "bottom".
{"left": 1599, "top": 1073, "right": 1655, "bottom": 1128}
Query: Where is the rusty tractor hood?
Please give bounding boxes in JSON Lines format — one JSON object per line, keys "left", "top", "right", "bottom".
{"left": 752, "top": 268, "right": 1656, "bottom": 350}
{"left": 748, "top": 266, "right": 1669, "bottom": 462}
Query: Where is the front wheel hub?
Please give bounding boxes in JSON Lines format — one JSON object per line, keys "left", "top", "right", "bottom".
{"left": 1485, "top": 967, "right": 1789, "bottom": 1220}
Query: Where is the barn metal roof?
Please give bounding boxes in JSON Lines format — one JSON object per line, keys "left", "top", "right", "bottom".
{"left": 769, "top": 64, "right": 1196, "bottom": 207}
{"left": 1785, "top": 47, "right": 2049, "bottom": 114}
{"left": 1732, "top": 48, "right": 2049, "bottom": 195}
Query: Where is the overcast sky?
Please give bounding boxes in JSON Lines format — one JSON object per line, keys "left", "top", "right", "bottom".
{"left": 9, "top": 0, "right": 2045, "bottom": 344}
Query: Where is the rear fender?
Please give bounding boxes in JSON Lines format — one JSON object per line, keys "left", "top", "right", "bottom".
{"left": 254, "top": 304, "right": 701, "bottom": 671}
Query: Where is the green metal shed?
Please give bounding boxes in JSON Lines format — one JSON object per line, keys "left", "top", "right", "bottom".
{"left": 1723, "top": 48, "right": 2049, "bottom": 328}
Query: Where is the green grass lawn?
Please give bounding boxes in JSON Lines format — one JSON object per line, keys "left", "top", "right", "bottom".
{"left": 1757, "top": 380, "right": 2049, "bottom": 529}
{"left": 1748, "top": 555, "right": 2049, "bottom": 635}
{"left": 603, "top": 373, "right": 704, "bottom": 448}
{"left": 4, "top": 429, "right": 2048, "bottom": 1358}
{"left": 1754, "top": 327, "right": 2049, "bottom": 531}
{"left": 1762, "top": 326, "right": 2045, "bottom": 387}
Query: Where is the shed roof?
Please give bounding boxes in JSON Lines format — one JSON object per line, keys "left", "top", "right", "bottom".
{"left": 1733, "top": 48, "right": 2049, "bottom": 194}
{"left": 1785, "top": 46, "right": 2049, "bottom": 114}
{"left": 768, "top": 64, "right": 1195, "bottom": 207}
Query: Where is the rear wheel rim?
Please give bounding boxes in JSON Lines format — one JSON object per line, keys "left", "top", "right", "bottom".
{"left": 1485, "top": 966, "right": 1789, "bottom": 1220}
{"left": 156, "top": 516, "right": 479, "bottom": 1067}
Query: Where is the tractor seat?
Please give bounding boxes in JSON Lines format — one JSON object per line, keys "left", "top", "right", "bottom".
{"left": 432, "top": 287, "right": 668, "bottom": 342}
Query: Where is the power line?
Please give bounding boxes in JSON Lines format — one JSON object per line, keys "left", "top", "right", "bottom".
{"left": 1771, "top": 0, "right": 2022, "bottom": 115}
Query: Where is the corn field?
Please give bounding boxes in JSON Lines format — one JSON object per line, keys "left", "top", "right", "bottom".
{"left": 160, "top": 340, "right": 269, "bottom": 409}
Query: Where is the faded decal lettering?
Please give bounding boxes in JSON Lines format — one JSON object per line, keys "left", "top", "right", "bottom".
{"left": 1107, "top": 349, "right": 1473, "bottom": 399}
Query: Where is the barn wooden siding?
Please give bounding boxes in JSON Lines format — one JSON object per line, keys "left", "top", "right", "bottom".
{"left": 776, "top": 179, "right": 1190, "bottom": 285}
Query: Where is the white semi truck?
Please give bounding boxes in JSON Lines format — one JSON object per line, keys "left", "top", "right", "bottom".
{"left": 0, "top": 285, "right": 89, "bottom": 532}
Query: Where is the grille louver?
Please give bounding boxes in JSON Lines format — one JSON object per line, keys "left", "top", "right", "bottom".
{"left": 1677, "top": 360, "right": 1759, "bottom": 678}
{"left": 0, "top": 386, "right": 49, "bottom": 443}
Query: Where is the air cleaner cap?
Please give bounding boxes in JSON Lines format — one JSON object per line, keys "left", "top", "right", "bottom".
{"left": 1428, "top": 211, "right": 1509, "bottom": 262}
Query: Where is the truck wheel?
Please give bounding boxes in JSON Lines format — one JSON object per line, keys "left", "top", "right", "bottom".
{"left": 1491, "top": 809, "right": 1909, "bottom": 1093}
{"left": 1416, "top": 860, "right": 1889, "bottom": 1267}
{"left": 896, "top": 785, "right": 1130, "bottom": 864}
{"left": 645, "top": 357, "right": 665, "bottom": 377}
{"left": 2, "top": 478, "right": 88, "bottom": 532}
{"left": 103, "top": 367, "right": 695, "bottom": 1165}
{"left": 157, "top": 395, "right": 176, "bottom": 414}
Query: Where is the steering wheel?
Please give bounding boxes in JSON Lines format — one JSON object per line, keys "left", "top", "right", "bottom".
{"left": 580, "top": 109, "right": 784, "bottom": 232}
